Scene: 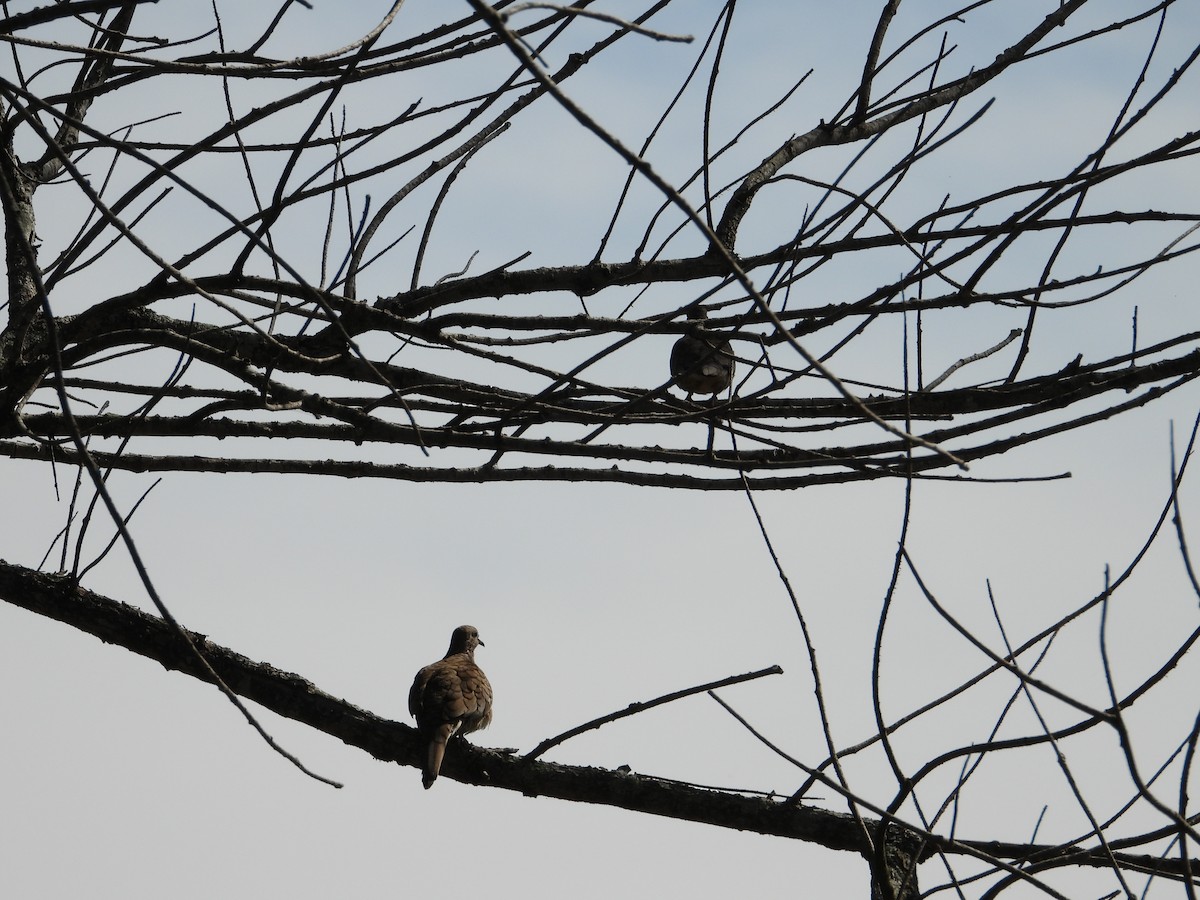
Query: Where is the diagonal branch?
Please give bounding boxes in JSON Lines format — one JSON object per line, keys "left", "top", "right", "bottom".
{"left": 525, "top": 664, "right": 783, "bottom": 760}
{"left": 715, "top": 0, "right": 1089, "bottom": 249}
{"left": 1, "top": 555, "right": 1196, "bottom": 887}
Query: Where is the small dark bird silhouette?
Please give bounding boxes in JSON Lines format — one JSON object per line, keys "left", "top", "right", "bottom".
{"left": 670, "top": 309, "right": 735, "bottom": 400}
{"left": 408, "top": 625, "right": 493, "bottom": 789}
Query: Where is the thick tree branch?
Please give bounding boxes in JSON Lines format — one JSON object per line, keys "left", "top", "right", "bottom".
{"left": 714, "top": 0, "right": 1089, "bottom": 248}
{"left": 0, "top": 555, "right": 1194, "bottom": 886}
{"left": 0, "top": 0, "right": 158, "bottom": 36}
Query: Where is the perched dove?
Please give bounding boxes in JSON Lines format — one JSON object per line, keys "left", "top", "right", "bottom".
{"left": 670, "top": 309, "right": 735, "bottom": 399}
{"left": 408, "top": 625, "right": 493, "bottom": 789}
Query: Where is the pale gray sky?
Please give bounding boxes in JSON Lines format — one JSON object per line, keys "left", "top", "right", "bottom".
{"left": 3, "top": 2, "right": 1200, "bottom": 897}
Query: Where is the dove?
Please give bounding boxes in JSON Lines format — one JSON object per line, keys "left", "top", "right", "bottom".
{"left": 408, "top": 625, "right": 493, "bottom": 789}
{"left": 670, "top": 309, "right": 735, "bottom": 399}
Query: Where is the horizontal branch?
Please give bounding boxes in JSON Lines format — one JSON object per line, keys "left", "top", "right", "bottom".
{"left": 1, "top": 342, "right": 1195, "bottom": 490}
{"left": 0, "top": 0, "right": 160, "bottom": 35}
{"left": 0, "top": 439, "right": 894, "bottom": 488}
{"left": 376, "top": 210, "right": 1197, "bottom": 317}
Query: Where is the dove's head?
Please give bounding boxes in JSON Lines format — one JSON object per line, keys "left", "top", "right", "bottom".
{"left": 446, "top": 624, "right": 484, "bottom": 656}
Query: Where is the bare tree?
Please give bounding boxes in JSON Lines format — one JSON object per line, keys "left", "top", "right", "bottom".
{"left": 3, "top": 2, "right": 1200, "bottom": 897}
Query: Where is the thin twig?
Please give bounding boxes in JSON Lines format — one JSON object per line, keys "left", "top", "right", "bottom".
{"left": 0, "top": 161, "right": 343, "bottom": 790}
{"left": 924, "top": 328, "right": 1023, "bottom": 391}
{"left": 524, "top": 664, "right": 782, "bottom": 760}
{"left": 500, "top": 3, "right": 693, "bottom": 42}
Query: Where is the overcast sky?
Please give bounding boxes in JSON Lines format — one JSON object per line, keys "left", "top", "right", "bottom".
{"left": 4, "top": 2, "right": 1200, "bottom": 897}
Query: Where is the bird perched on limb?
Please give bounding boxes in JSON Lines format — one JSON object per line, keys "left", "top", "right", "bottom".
{"left": 408, "top": 625, "right": 493, "bottom": 789}
{"left": 670, "top": 308, "right": 735, "bottom": 400}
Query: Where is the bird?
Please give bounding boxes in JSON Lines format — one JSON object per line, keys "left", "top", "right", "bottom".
{"left": 670, "top": 309, "right": 735, "bottom": 400}
{"left": 408, "top": 625, "right": 493, "bottom": 789}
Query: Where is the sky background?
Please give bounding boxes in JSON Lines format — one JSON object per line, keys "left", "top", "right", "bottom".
{"left": 3, "top": 1, "right": 1200, "bottom": 897}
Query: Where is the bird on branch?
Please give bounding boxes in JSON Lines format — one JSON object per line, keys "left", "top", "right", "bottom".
{"left": 408, "top": 625, "right": 493, "bottom": 789}
{"left": 670, "top": 308, "right": 735, "bottom": 401}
